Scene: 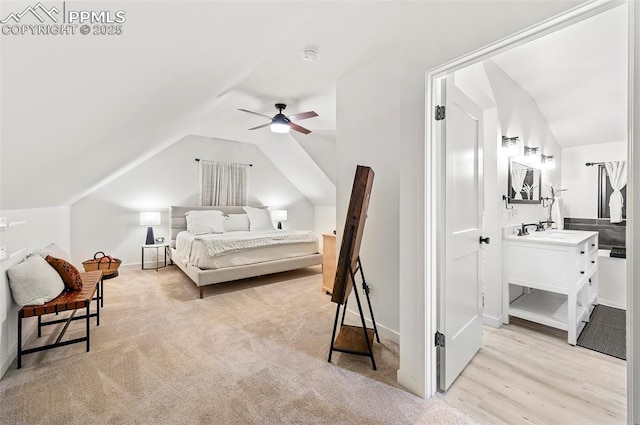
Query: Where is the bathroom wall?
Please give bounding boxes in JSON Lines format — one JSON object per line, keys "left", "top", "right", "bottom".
{"left": 561, "top": 141, "right": 627, "bottom": 218}
{"left": 484, "top": 60, "right": 563, "bottom": 227}
{"left": 561, "top": 141, "right": 627, "bottom": 310}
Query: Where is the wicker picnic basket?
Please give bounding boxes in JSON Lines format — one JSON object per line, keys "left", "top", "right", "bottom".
{"left": 82, "top": 251, "right": 122, "bottom": 276}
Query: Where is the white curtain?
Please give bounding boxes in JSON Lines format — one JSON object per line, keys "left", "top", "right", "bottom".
{"left": 197, "top": 160, "right": 248, "bottom": 206}
{"left": 605, "top": 161, "right": 627, "bottom": 223}
{"left": 511, "top": 168, "right": 527, "bottom": 200}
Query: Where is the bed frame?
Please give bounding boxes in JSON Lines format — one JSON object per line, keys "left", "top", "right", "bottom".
{"left": 169, "top": 206, "right": 323, "bottom": 298}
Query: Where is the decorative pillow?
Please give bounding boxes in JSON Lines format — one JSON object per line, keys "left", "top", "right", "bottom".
{"left": 243, "top": 206, "right": 275, "bottom": 231}
{"left": 223, "top": 214, "right": 250, "bottom": 232}
{"left": 186, "top": 210, "right": 225, "bottom": 235}
{"left": 46, "top": 256, "right": 83, "bottom": 291}
{"left": 7, "top": 255, "right": 65, "bottom": 306}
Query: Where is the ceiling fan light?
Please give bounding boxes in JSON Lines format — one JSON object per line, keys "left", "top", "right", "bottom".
{"left": 271, "top": 115, "right": 290, "bottom": 133}
{"left": 270, "top": 122, "right": 290, "bottom": 133}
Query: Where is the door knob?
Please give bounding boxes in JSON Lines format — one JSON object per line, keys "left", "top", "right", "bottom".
{"left": 479, "top": 236, "right": 490, "bottom": 245}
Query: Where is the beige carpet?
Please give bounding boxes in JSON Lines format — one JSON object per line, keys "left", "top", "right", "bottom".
{"left": 0, "top": 265, "right": 477, "bottom": 425}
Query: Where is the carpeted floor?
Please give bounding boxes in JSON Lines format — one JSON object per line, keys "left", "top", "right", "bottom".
{"left": 0, "top": 265, "right": 476, "bottom": 425}
{"left": 577, "top": 304, "right": 626, "bottom": 360}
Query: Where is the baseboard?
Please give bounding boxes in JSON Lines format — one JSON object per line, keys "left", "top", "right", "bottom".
{"left": 482, "top": 313, "right": 504, "bottom": 328}
{"left": 397, "top": 369, "right": 426, "bottom": 399}
{"left": 0, "top": 344, "right": 16, "bottom": 379}
{"left": 344, "top": 309, "right": 399, "bottom": 344}
{"left": 1, "top": 319, "right": 36, "bottom": 379}
{"left": 120, "top": 261, "right": 173, "bottom": 271}
{"left": 598, "top": 298, "right": 626, "bottom": 311}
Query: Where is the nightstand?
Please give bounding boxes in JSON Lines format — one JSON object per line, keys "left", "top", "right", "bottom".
{"left": 322, "top": 234, "right": 336, "bottom": 294}
{"left": 141, "top": 243, "right": 169, "bottom": 271}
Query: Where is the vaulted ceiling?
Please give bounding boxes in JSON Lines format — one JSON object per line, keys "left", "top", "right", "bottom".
{"left": 0, "top": 1, "right": 400, "bottom": 209}
{"left": 1, "top": 1, "right": 625, "bottom": 210}
{"left": 491, "top": 5, "right": 627, "bottom": 148}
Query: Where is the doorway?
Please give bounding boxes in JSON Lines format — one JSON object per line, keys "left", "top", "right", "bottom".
{"left": 424, "top": 0, "right": 634, "bottom": 420}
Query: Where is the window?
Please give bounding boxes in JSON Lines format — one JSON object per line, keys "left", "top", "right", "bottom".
{"left": 598, "top": 164, "right": 626, "bottom": 219}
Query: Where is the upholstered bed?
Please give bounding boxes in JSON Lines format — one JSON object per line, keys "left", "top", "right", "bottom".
{"left": 169, "top": 205, "right": 322, "bottom": 298}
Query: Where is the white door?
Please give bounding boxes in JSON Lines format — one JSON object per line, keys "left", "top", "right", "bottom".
{"left": 438, "top": 75, "right": 485, "bottom": 391}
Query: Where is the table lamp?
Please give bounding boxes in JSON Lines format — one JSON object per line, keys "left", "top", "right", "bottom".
{"left": 271, "top": 210, "right": 287, "bottom": 229}
{"left": 140, "top": 212, "right": 161, "bottom": 245}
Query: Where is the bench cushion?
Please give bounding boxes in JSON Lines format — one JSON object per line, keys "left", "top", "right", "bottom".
{"left": 7, "top": 255, "right": 65, "bottom": 307}
{"left": 21, "top": 271, "right": 102, "bottom": 318}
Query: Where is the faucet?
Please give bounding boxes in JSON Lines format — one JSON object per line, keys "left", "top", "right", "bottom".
{"left": 539, "top": 220, "right": 554, "bottom": 230}
{"left": 519, "top": 222, "right": 542, "bottom": 236}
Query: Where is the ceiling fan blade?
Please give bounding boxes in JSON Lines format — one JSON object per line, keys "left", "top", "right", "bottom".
{"left": 238, "top": 108, "right": 272, "bottom": 119}
{"left": 287, "top": 111, "right": 318, "bottom": 121}
{"left": 248, "top": 123, "right": 271, "bottom": 131}
{"left": 290, "top": 123, "right": 311, "bottom": 134}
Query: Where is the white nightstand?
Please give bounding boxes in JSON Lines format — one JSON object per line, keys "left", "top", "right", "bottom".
{"left": 141, "top": 243, "right": 170, "bottom": 271}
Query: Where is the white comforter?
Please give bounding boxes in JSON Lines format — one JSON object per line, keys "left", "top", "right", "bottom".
{"left": 175, "top": 230, "right": 319, "bottom": 269}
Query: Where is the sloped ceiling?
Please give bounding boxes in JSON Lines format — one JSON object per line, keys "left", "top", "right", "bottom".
{"left": 491, "top": 5, "right": 627, "bottom": 148}
{"left": 0, "top": 1, "right": 400, "bottom": 210}
{"left": 2, "top": 1, "right": 623, "bottom": 211}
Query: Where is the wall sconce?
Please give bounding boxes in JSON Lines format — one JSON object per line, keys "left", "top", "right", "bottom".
{"left": 501, "top": 136, "right": 520, "bottom": 156}
{"left": 523, "top": 146, "right": 539, "bottom": 157}
{"left": 271, "top": 210, "right": 288, "bottom": 229}
{"left": 523, "top": 146, "right": 541, "bottom": 166}
{"left": 140, "top": 212, "right": 161, "bottom": 245}
{"left": 541, "top": 154, "right": 556, "bottom": 169}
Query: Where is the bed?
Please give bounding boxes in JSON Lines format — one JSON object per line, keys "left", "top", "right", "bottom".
{"left": 169, "top": 205, "right": 323, "bottom": 298}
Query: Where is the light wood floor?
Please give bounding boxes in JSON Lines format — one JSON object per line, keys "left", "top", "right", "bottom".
{"left": 441, "top": 318, "right": 627, "bottom": 425}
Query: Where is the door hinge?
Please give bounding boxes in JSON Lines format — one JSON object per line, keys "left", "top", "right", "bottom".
{"left": 435, "top": 331, "right": 445, "bottom": 347}
{"left": 435, "top": 105, "right": 446, "bottom": 120}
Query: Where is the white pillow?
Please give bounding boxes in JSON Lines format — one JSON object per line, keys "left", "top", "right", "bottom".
{"left": 35, "top": 243, "right": 74, "bottom": 265}
{"left": 243, "top": 206, "right": 275, "bottom": 231}
{"left": 7, "top": 255, "right": 65, "bottom": 307}
{"left": 185, "top": 210, "right": 225, "bottom": 235}
{"left": 223, "top": 214, "right": 250, "bottom": 232}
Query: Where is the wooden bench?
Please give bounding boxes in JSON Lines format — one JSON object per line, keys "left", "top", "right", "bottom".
{"left": 17, "top": 270, "right": 103, "bottom": 369}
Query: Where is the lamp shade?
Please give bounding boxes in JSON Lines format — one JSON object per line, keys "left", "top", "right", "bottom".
{"left": 140, "top": 212, "right": 161, "bottom": 226}
{"left": 271, "top": 210, "right": 288, "bottom": 221}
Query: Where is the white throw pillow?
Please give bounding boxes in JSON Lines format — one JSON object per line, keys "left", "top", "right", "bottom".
{"left": 7, "top": 255, "right": 65, "bottom": 307}
{"left": 223, "top": 214, "right": 250, "bottom": 232}
{"left": 243, "top": 206, "right": 275, "bottom": 231}
{"left": 35, "top": 242, "right": 74, "bottom": 265}
{"left": 186, "top": 210, "right": 225, "bottom": 235}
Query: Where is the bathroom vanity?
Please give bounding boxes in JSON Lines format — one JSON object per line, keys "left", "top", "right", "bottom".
{"left": 503, "top": 229, "right": 599, "bottom": 345}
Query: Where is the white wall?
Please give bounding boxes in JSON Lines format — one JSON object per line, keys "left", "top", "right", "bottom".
{"left": 561, "top": 141, "right": 627, "bottom": 218}
{"left": 0, "top": 206, "right": 71, "bottom": 378}
{"left": 70, "top": 136, "right": 315, "bottom": 266}
{"left": 337, "top": 45, "right": 401, "bottom": 340}
{"left": 483, "top": 60, "right": 563, "bottom": 226}
{"left": 314, "top": 206, "right": 337, "bottom": 252}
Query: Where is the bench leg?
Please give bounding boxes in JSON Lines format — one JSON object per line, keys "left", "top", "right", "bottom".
{"left": 17, "top": 312, "right": 22, "bottom": 369}
{"left": 96, "top": 286, "right": 100, "bottom": 327}
{"left": 86, "top": 303, "right": 90, "bottom": 352}
{"left": 37, "top": 316, "right": 42, "bottom": 338}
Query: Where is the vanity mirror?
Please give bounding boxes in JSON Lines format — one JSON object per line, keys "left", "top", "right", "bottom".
{"left": 508, "top": 159, "right": 541, "bottom": 204}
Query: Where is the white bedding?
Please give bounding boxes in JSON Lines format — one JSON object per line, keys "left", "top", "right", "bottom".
{"left": 175, "top": 230, "right": 319, "bottom": 270}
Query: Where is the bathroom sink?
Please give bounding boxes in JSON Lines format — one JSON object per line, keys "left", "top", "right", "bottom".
{"left": 525, "top": 230, "right": 576, "bottom": 239}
